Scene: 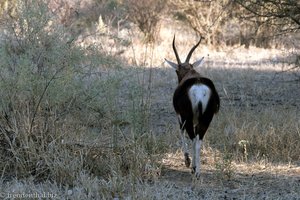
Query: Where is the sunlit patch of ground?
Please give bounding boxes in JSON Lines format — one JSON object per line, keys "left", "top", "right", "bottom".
{"left": 160, "top": 151, "right": 300, "bottom": 199}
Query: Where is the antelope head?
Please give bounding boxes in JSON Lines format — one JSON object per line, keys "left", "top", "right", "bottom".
{"left": 165, "top": 35, "right": 204, "bottom": 83}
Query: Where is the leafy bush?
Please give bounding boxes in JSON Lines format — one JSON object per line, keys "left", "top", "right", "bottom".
{"left": 0, "top": 0, "right": 96, "bottom": 182}
{"left": 0, "top": 0, "right": 166, "bottom": 186}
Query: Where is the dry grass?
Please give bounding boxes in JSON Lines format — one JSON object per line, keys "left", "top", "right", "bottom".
{"left": 0, "top": 1, "right": 300, "bottom": 199}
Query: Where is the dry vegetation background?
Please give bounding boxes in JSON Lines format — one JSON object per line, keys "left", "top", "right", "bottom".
{"left": 0, "top": 0, "right": 299, "bottom": 199}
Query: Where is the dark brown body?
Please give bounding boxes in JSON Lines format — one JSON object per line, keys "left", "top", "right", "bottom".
{"left": 173, "top": 76, "right": 220, "bottom": 140}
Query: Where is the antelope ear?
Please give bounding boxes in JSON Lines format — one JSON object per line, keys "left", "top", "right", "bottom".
{"left": 192, "top": 57, "right": 204, "bottom": 68}
{"left": 165, "top": 58, "right": 178, "bottom": 69}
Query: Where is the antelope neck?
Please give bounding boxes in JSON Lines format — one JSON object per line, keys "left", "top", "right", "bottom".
{"left": 178, "top": 70, "right": 201, "bottom": 85}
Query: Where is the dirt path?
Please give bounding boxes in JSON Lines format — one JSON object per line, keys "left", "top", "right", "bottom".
{"left": 159, "top": 152, "right": 300, "bottom": 199}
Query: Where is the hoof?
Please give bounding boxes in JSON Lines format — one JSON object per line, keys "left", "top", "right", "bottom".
{"left": 195, "top": 172, "right": 200, "bottom": 179}
{"left": 191, "top": 166, "right": 196, "bottom": 174}
{"left": 191, "top": 167, "right": 200, "bottom": 179}
{"left": 184, "top": 153, "right": 191, "bottom": 167}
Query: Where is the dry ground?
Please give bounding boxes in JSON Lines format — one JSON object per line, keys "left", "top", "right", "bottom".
{"left": 160, "top": 152, "right": 300, "bottom": 199}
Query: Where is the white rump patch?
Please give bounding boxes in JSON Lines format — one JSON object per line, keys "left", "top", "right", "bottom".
{"left": 188, "top": 84, "right": 211, "bottom": 124}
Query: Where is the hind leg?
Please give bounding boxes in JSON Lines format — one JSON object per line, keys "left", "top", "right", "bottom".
{"left": 193, "top": 124, "right": 209, "bottom": 178}
{"left": 192, "top": 135, "right": 202, "bottom": 178}
{"left": 183, "top": 120, "right": 197, "bottom": 172}
{"left": 180, "top": 128, "right": 191, "bottom": 167}
{"left": 178, "top": 116, "right": 191, "bottom": 167}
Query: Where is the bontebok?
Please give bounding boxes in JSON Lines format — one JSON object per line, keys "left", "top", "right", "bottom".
{"left": 165, "top": 35, "right": 220, "bottom": 178}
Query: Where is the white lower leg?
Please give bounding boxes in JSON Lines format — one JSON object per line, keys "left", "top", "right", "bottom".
{"left": 180, "top": 130, "right": 188, "bottom": 154}
{"left": 181, "top": 129, "right": 190, "bottom": 167}
{"left": 192, "top": 138, "right": 196, "bottom": 172}
{"left": 195, "top": 135, "right": 202, "bottom": 176}
{"left": 194, "top": 135, "right": 202, "bottom": 177}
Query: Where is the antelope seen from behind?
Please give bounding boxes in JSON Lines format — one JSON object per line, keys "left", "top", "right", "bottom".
{"left": 165, "top": 36, "right": 220, "bottom": 178}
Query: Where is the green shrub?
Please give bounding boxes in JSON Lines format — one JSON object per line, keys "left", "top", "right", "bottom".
{"left": 0, "top": 0, "right": 164, "bottom": 186}
{"left": 0, "top": 0, "right": 97, "bottom": 182}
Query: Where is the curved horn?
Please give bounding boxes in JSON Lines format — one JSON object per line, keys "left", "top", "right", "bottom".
{"left": 185, "top": 37, "right": 203, "bottom": 63}
{"left": 172, "top": 35, "right": 181, "bottom": 64}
